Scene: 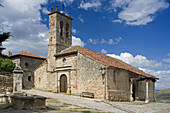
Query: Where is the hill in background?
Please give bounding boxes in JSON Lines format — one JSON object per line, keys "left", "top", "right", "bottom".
{"left": 155, "top": 88, "right": 170, "bottom": 102}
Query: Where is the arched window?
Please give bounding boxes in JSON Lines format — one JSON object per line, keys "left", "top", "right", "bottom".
{"left": 59, "top": 21, "right": 63, "bottom": 37}
{"left": 66, "top": 23, "right": 69, "bottom": 38}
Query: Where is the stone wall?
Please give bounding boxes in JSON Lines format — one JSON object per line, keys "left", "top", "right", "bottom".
{"left": 48, "top": 53, "right": 78, "bottom": 93}
{"left": 138, "top": 80, "right": 155, "bottom": 101}
{"left": 107, "top": 67, "right": 130, "bottom": 101}
{"left": 75, "top": 53, "right": 105, "bottom": 98}
{"left": 12, "top": 58, "right": 20, "bottom": 67}
{"left": 0, "top": 72, "right": 13, "bottom": 94}
{"left": 34, "top": 60, "right": 48, "bottom": 90}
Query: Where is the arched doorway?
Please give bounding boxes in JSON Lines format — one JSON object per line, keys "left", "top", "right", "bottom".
{"left": 60, "top": 74, "right": 67, "bottom": 93}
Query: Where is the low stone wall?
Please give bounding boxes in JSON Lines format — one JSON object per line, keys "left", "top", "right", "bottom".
{"left": 0, "top": 72, "right": 13, "bottom": 94}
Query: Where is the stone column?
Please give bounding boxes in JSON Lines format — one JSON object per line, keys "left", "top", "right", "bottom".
{"left": 13, "top": 66, "right": 23, "bottom": 94}
{"left": 56, "top": 72, "right": 58, "bottom": 93}
{"left": 57, "top": 79, "right": 60, "bottom": 93}
{"left": 145, "top": 79, "right": 149, "bottom": 103}
{"left": 130, "top": 79, "right": 133, "bottom": 102}
{"left": 153, "top": 80, "right": 156, "bottom": 102}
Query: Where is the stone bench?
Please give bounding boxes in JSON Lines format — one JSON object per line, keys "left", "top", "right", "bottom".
{"left": 81, "top": 92, "right": 94, "bottom": 98}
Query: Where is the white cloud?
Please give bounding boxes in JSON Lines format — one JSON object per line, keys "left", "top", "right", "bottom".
{"left": 163, "top": 58, "right": 170, "bottom": 63}
{"left": 110, "top": 0, "right": 169, "bottom": 25}
{"left": 42, "top": 8, "right": 49, "bottom": 14}
{"left": 110, "top": 0, "right": 131, "bottom": 8}
{"left": 0, "top": 0, "right": 48, "bottom": 57}
{"left": 112, "top": 19, "right": 122, "bottom": 23}
{"left": 167, "top": 53, "right": 170, "bottom": 57}
{"left": 101, "top": 38, "right": 107, "bottom": 44}
{"left": 72, "top": 36, "right": 85, "bottom": 47}
{"left": 56, "top": 0, "right": 74, "bottom": 5}
{"left": 107, "top": 52, "right": 162, "bottom": 68}
{"left": 79, "top": 0, "right": 101, "bottom": 10}
{"left": 89, "top": 37, "right": 123, "bottom": 45}
{"left": 108, "top": 37, "right": 123, "bottom": 44}
{"left": 72, "top": 28, "right": 76, "bottom": 34}
{"left": 78, "top": 15, "right": 84, "bottom": 23}
{"left": 108, "top": 39, "right": 114, "bottom": 44}
{"left": 101, "top": 49, "right": 107, "bottom": 54}
{"left": 89, "top": 38, "right": 98, "bottom": 44}
{"left": 139, "top": 68, "right": 170, "bottom": 90}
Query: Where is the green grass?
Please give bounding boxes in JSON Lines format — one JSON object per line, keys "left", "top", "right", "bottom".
{"left": 69, "top": 109, "right": 80, "bottom": 112}
{"left": 81, "top": 111, "right": 92, "bottom": 113}
{"left": 79, "top": 107, "right": 90, "bottom": 109}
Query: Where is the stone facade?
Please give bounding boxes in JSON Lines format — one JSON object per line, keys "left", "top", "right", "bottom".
{"left": 35, "top": 50, "right": 156, "bottom": 101}
{"left": 107, "top": 67, "right": 155, "bottom": 101}
{"left": 34, "top": 6, "right": 157, "bottom": 102}
{"left": 10, "top": 54, "right": 45, "bottom": 89}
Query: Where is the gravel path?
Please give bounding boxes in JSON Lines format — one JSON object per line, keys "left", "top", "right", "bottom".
{"left": 23, "top": 90, "right": 126, "bottom": 113}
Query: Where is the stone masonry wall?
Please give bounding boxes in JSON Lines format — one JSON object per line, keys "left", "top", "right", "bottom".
{"left": 138, "top": 80, "right": 155, "bottom": 101}
{"left": 0, "top": 72, "right": 13, "bottom": 94}
{"left": 75, "top": 53, "right": 105, "bottom": 98}
{"left": 107, "top": 67, "right": 130, "bottom": 101}
{"left": 12, "top": 58, "right": 20, "bottom": 67}
{"left": 34, "top": 60, "right": 48, "bottom": 90}
{"left": 20, "top": 56, "right": 45, "bottom": 89}
{"left": 48, "top": 53, "right": 78, "bottom": 93}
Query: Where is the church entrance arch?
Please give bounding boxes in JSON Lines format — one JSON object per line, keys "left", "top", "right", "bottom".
{"left": 60, "top": 74, "right": 67, "bottom": 93}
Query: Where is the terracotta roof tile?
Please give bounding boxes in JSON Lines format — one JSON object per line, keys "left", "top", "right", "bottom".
{"left": 59, "top": 46, "right": 158, "bottom": 79}
{"left": 10, "top": 52, "right": 46, "bottom": 59}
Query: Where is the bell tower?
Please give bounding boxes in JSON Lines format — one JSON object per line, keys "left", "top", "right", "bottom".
{"left": 47, "top": 6, "right": 73, "bottom": 71}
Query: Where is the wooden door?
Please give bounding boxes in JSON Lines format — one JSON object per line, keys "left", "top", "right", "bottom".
{"left": 60, "top": 75, "right": 67, "bottom": 93}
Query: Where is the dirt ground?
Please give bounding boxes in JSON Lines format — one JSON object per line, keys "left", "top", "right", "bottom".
{"left": 0, "top": 98, "right": 105, "bottom": 113}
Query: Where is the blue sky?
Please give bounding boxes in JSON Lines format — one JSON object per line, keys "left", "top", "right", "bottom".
{"left": 0, "top": 0, "right": 170, "bottom": 90}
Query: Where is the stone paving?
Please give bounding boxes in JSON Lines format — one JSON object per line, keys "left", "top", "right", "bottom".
{"left": 23, "top": 90, "right": 170, "bottom": 113}
{"left": 108, "top": 101, "right": 170, "bottom": 113}
{"left": 23, "top": 90, "right": 126, "bottom": 113}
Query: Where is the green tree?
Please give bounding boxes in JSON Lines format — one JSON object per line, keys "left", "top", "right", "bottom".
{"left": 0, "top": 32, "right": 15, "bottom": 72}
{"left": 0, "top": 32, "right": 12, "bottom": 55}
{"left": 0, "top": 58, "right": 15, "bottom": 72}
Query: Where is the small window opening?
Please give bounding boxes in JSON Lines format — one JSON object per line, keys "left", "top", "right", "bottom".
{"left": 59, "top": 21, "right": 63, "bottom": 37}
{"left": 113, "top": 70, "right": 116, "bottom": 82}
{"left": 25, "top": 62, "right": 28, "bottom": 68}
{"left": 66, "top": 23, "right": 69, "bottom": 38}
{"left": 62, "top": 58, "right": 66, "bottom": 63}
{"left": 28, "top": 76, "right": 31, "bottom": 81}
{"left": 39, "top": 77, "right": 41, "bottom": 83}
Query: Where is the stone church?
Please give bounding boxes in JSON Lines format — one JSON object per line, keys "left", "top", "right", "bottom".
{"left": 34, "top": 6, "right": 158, "bottom": 102}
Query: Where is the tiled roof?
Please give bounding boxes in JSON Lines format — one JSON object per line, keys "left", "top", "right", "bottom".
{"left": 58, "top": 46, "right": 158, "bottom": 79}
{"left": 9, "top": 52, "right": 46, "bottom": 59}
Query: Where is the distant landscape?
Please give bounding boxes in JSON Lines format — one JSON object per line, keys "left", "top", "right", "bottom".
{"left": 155, "top": 88, "right": 170, "bottom": 102}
